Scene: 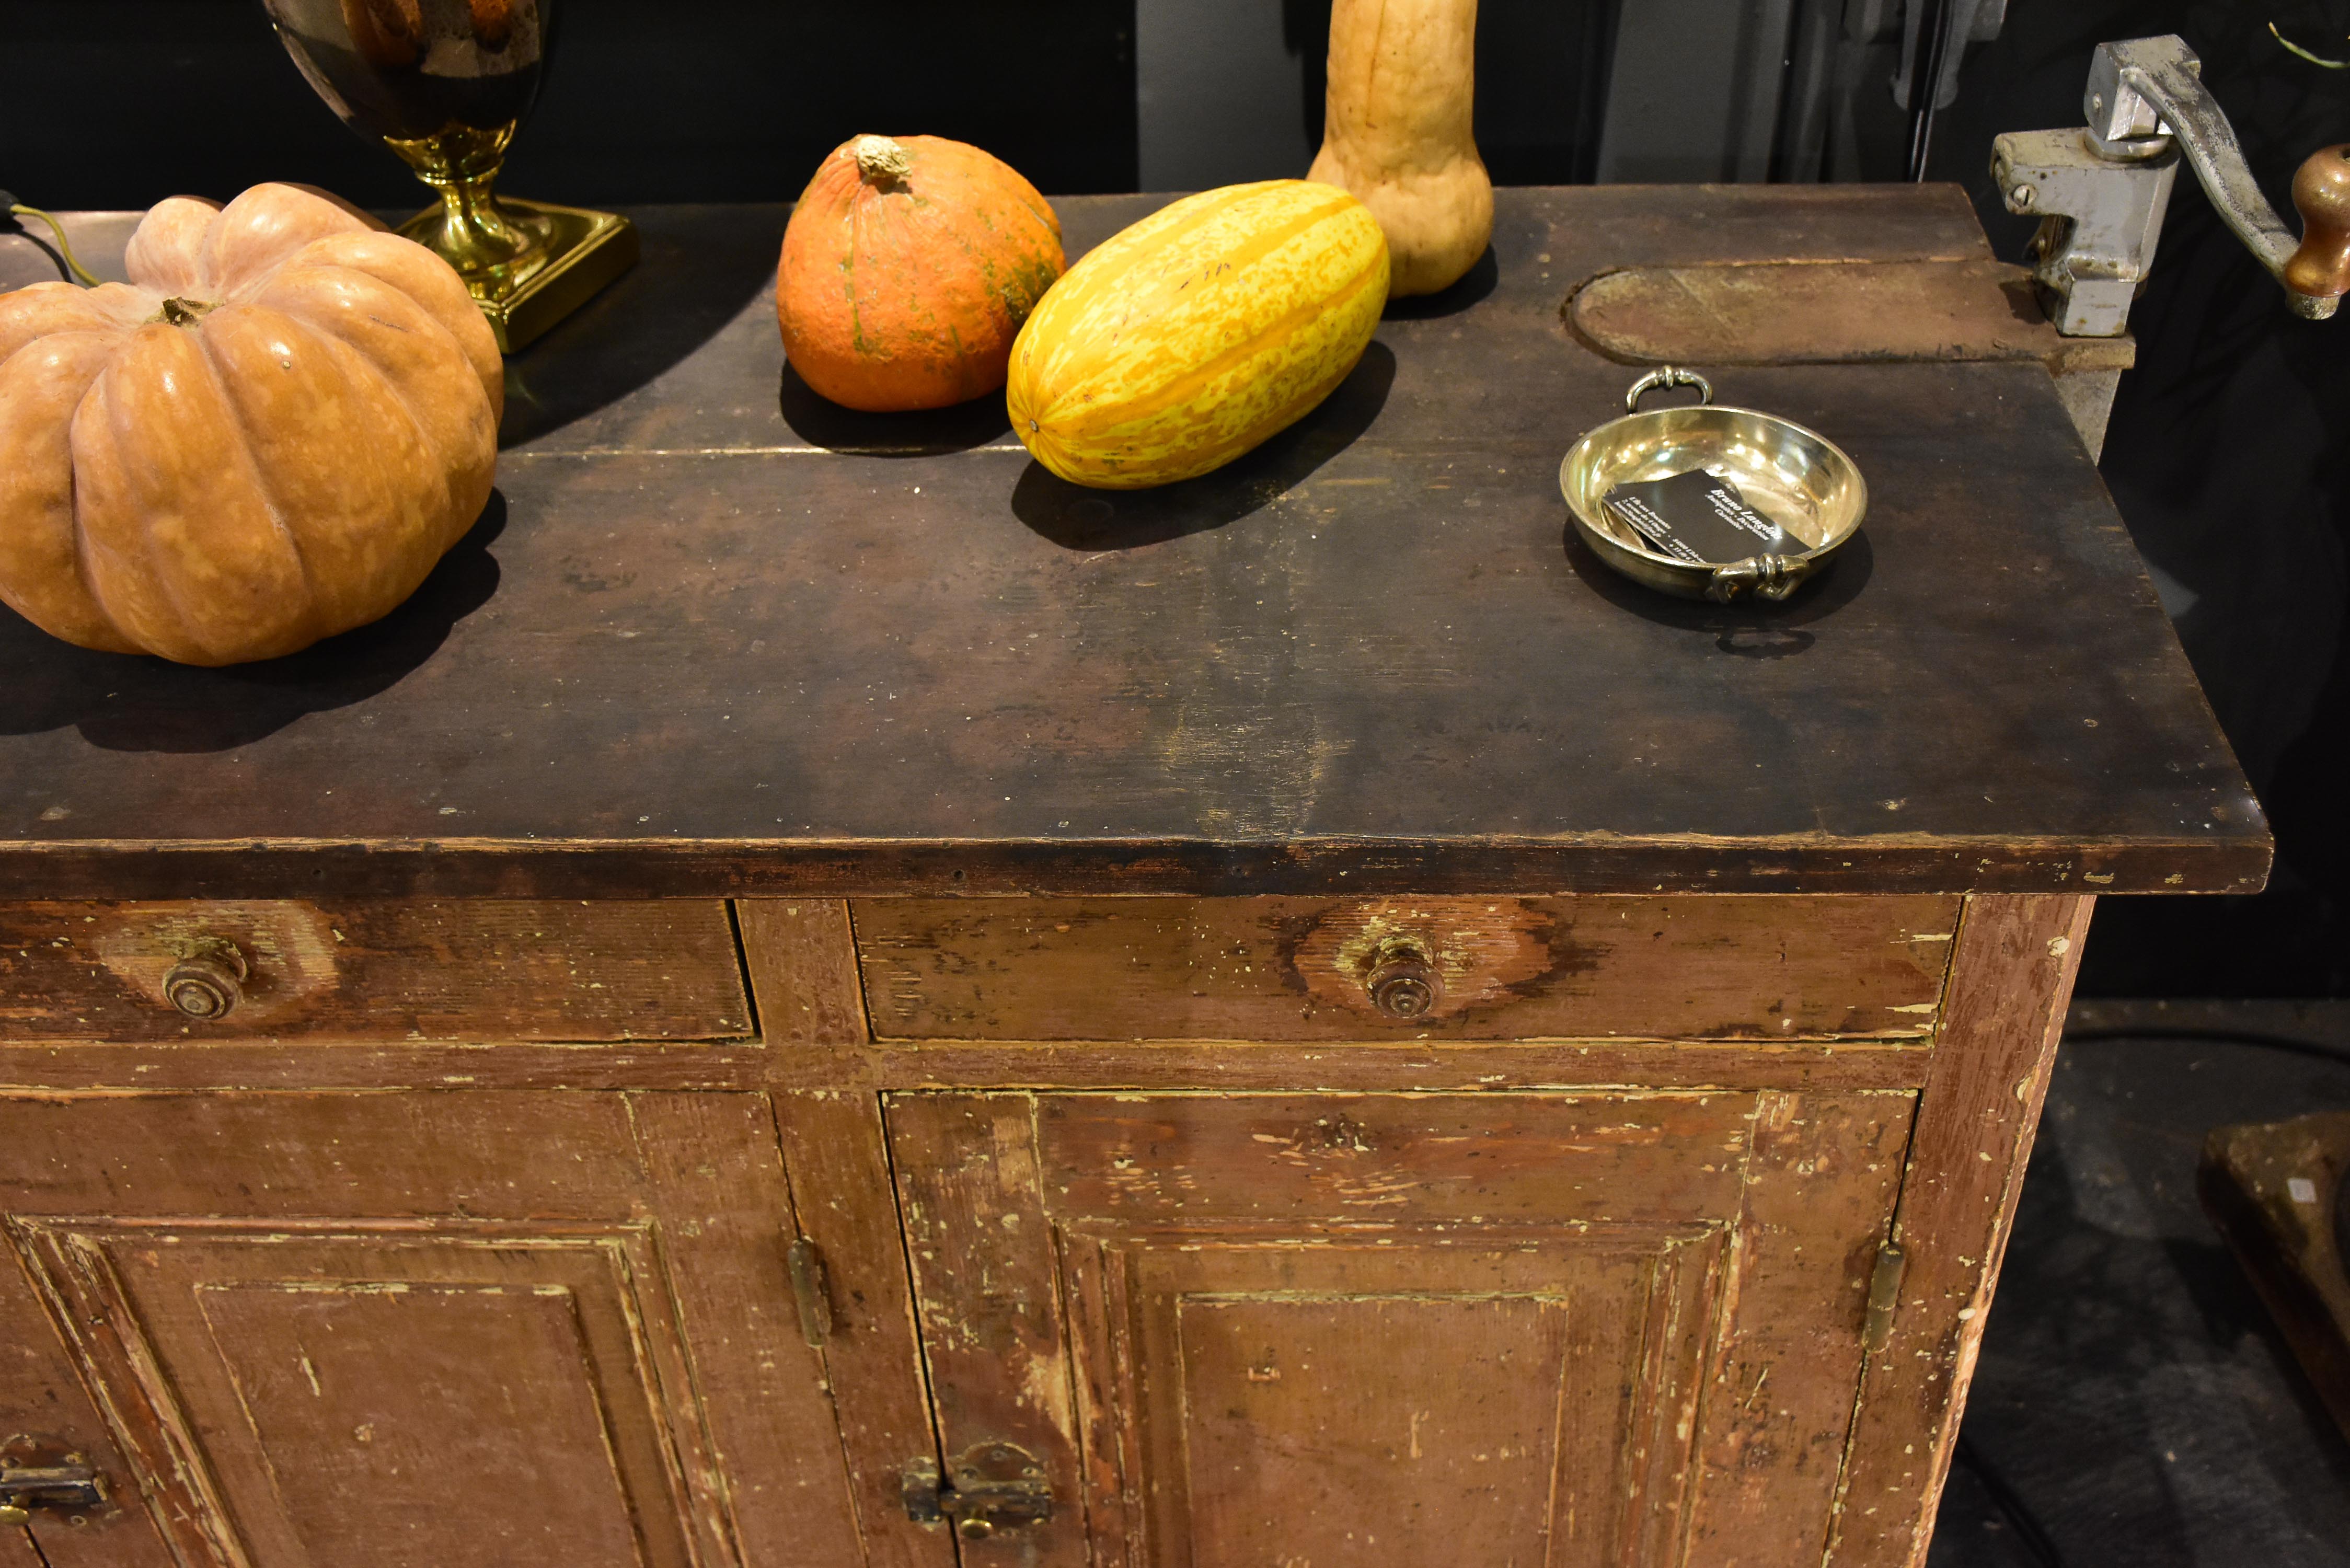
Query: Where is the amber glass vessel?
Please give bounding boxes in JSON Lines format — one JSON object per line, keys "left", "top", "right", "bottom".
{"left": 260, "top": 0, "right": 635, "bottom": 351}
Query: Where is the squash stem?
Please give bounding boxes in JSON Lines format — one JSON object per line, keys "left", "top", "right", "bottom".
{"left": 851, "top": 135, "right": 915, "bottom": 190}
{"left": 8, "top": 204, "right": 99, "bottom": 287}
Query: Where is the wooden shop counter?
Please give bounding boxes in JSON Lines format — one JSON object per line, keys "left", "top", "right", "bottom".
{"left": 0, "top": 186, "right": 2265, "bottom": 1568}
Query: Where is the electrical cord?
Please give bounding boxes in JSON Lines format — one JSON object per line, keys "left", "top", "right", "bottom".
{"left": 1954, "top": 1432, "right": 2068, "bottom": 1568}
{"left": 0, "top": 190, "right": 99, "bottom": 286}
{"left": 2063, "top": 1025, "right": 2350, "bottom": 1070}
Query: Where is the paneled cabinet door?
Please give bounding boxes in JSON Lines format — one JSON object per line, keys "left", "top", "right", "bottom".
{"left": 887, "top": 1091, "right": 1913, "bottom": 1568}
{"left": 0, "top": 1092, "right": 865, "bottom": 1568}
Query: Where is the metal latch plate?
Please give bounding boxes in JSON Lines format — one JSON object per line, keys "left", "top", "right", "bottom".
{"left": 903, "top": 1441, "right": 1051, "bottom": 1540}
{"left": 0, "top": 1438, "right": 104, "bottom": 1525}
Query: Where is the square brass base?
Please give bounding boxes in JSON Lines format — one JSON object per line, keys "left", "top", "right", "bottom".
{"left": 399, "top": 196, "right": 638, "bottom": 354}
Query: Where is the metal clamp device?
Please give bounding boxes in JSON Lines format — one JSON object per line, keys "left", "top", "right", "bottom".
{"left": 1991, "top": 34, "right": 2350, "bottom": 336}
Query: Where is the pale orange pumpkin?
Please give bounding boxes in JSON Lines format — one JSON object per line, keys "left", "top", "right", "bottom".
{"left": 777, "top": 134, "right": 1064, "bottom": 411}
{"left": 0, "top": 182, "right": 502, "bottom": 666}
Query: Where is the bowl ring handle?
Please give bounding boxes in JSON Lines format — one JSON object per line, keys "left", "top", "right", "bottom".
{"left": 1625, "top": 366, "right": 1715, "bottom": 414}
{"left": 1707, "top": 554, "right": 1808, "bottom": 604}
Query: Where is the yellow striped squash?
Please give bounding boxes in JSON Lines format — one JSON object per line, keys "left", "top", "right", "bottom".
{"left": 1006, "top": 180, "right": 1390, "bottom": 489}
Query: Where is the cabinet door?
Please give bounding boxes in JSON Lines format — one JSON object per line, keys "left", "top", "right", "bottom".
{"left": 887, "top": 1091, "right": 1910, "bottom": 1568}
{"left": 0, "top": 1092, "right": 865, "bottom": 1568}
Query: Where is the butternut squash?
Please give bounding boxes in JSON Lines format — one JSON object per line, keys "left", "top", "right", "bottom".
{"left": 1006, "top": 180, "right": 1388, "bottom": 490}
{"left": 1308, "top": 0, "right": 1493, "bottom": 297}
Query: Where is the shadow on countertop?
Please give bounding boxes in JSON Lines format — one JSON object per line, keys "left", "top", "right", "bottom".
{"left": 0, "top": 495, "right": 506, "bottom": 755}
{"left": 499, "top": 205, "right": 784, "bottom": 448}
{"left": 1012, "top": 340, "right": 1397, "bottom": 550}
{"left": 777, "top": 363, "right": 1015, "bottom": 455}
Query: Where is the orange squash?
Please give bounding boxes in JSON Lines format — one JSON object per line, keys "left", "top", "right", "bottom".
{"left": 0, "top": 182, "right": 501, "bottom": 666}
{"left": 777, "top": 134, "right": 1064, "bottom": 411}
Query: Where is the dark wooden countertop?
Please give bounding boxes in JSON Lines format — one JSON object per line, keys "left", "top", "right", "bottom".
{"left": 0, "top": 186, "right": 2267, "bottom": 899}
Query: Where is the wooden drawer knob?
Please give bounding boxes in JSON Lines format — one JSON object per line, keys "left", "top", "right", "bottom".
{"left": 2286, "top": 144, "right": 2350, "bottom": 306}
{"left": 164, "top": 939, "right": 249, "bottom": 1021}
{"left": 1365, "top": 938, "right": 1441, "bottom": 1019}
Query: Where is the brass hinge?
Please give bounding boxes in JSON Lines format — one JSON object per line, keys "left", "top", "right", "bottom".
{"left": 786, "top": 1236, "right": 833, "bottom": 1347}
{"left": 1863, "top": 1239, "right": 1908, "bottom": 1355}
{"left": 902, "top": 1442, "right": 1052, "bottom": 1541}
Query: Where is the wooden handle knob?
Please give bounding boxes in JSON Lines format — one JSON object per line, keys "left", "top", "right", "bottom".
{"left": 1365, "top": 939, "right": 1441, "bottom": 1020}
{"left": 2284, "top": 144, "right": 2350, "bottom": 303}
{"left": 164, "top": 938, "right": 249, "bottom": 1021}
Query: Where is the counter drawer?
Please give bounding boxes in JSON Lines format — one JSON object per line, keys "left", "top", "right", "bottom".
{"left": 853, "top": 894, "right": 1960, "bottom": 1042}
{"left": 0, "top": 901, "right": 753, "bottom": 1043}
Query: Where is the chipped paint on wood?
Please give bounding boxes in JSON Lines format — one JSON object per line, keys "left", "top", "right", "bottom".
{"left": 853, "top": 894, "right": 1961, "bottom": 1043}
{"left": 0, "top": 1090, "right": 869, "bottom": 1568}
{"left": 887, "top": 1087, "right": 1908, "bottom": 1564}
{"left": 0, "top": 901, "right": 752, "bottom": 1044}
{"left": 1824, "top": 894, "right": 2092, "bottom": 1568}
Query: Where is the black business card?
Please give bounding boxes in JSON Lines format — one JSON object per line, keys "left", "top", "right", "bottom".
{"left": 1602, "top": 469, "right": 1791, "bottom": 564}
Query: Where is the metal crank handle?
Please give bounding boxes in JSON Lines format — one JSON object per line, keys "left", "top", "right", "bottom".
{"left": 2087, "top": 36, "right": 2345, "bottom": 318}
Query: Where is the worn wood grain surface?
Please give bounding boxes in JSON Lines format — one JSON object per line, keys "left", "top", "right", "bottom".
{"left": 738, "top": 899, "right": 867, "bottom": 1045}
{"left": 1095, "top": 1233, "right": 1715, "bottom": 1565}
{"left": 0, "top": 1217, "right": 175, "bottom": 1568}
{"left": 1031, "top": 1091, "right": 1755, "bottom": 1225}
{"left": 30, "top": 1227, "right": 716, "bottom": 1567}
{"left": 770, "top": 1089, "right": 957, "bottom": 1568}
{"left": 1825, "top": 894, "right": 2092, "bottom": 1567}
{"left": 629, "top": 1093, "right": 871, "bottom": 1567}
{"left": 853, "top": 893, "right": 1959, "bottom": 1041}
{"left": 0, "top": 899, "right": 751, "bottom": 1042}
{"left": 885, "top": 1092, "right": 1088, "bottom": 1568}
{"left": 888, "top": 1089, "right": 1909, "bottom": 1567}
{"left": 0, "top": 1090, "right": 863, "bottom": 1568}
{"left": 0, "top": 190, "right": 2264, "bottom": 898}
{"left": 0, "top": 1034, "right": 1933, "bottom": 1096}
{"left": 1684, "top": 1090, "right": 1912, "bottom": 1566}
{"left": 1570, "top": 258, "right": 2138, "bottom": 377}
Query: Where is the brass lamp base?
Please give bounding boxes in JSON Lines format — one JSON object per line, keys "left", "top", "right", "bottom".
{"left": 398, "top": 195, "right": 637, "bottom": 354}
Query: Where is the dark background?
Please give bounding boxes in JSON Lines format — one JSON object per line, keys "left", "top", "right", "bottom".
{"left": 1934, "top": 2, "right": 2350, "bottom": 996}
{"left": 3, "top": 0, "right": 2345, "bottom": 995}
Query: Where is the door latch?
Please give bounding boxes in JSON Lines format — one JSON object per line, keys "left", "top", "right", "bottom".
{"left": 902, "top": 1442, "right": 1051, "bottom": 1540}
{"left": 0, "top": 1442, "right": 103, "bottom": 1527}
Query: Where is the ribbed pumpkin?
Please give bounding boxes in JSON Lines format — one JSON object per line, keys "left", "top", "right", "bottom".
{"left": 0, "top": 182, "right": 501, "bottom": 666}
{"left": 777, "top": 134, "right": 1064, "bottom": 411}
{"left": 1007, "top": 180, "right": 1389, "bottom": 489}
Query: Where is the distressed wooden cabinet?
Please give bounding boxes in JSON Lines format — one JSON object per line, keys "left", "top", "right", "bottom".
{"left": 0, "top": 189, "right": 2266, "bottom": 1567}
{"left": 0, "top": 1092, "right": 842, "bottom": 1568}
{"left": 888, "top": 1087, "right": 1904, "bottom": 1566}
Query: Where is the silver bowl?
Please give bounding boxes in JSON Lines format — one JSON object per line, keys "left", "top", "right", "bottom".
{"left": 1560, "top": 368, "right": 1867, "bottom": 603}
